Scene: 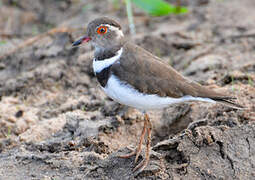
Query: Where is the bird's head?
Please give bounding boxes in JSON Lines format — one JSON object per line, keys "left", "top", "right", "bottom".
{"left": 72, "top": 17, "right": 124, "bottom": 51}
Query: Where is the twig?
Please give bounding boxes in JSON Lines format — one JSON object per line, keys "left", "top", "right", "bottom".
{"left": 190, "top": 46, "right": 214, "bottom": 62}
{"left": 0, "top": 33, "right": 32, "bottom": 38}
{"left": 229, "top": 33, "right": 255, "bottom": 39}
{"left": 0, "top": 27, "right": 78, "bottom": 60}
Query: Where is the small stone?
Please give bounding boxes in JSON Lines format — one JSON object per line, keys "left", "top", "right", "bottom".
{"left": 0, "top": 63, "right": 5, "bottom": 70}
{"left": 15, "top": 110, "right": 23, "bottom": 118}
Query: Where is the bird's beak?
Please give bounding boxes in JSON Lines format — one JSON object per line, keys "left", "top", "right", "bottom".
{"left": 72, "top": 36, "right": 91, "bottom": 47}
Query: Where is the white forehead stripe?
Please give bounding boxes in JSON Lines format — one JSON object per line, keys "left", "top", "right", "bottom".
{"left": 97, "top": 24, "right": 124, "bottom": 38}
{"left": 93, "top": 48, "right": 123, "bottom": 73}
{"left": 107, "top": 25, "right": 124, "bottom": 38}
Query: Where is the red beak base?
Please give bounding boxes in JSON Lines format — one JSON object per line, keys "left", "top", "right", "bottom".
{"left": 72, "top": 36, "right": 91, "bottom": 46}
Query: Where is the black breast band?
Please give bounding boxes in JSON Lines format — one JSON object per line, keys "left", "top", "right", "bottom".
{"left": 95, "top": 66, "right": 112, "bottom": 87}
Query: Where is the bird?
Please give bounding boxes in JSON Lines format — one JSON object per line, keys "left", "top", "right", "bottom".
{"left": 72, "top": 17, "right": 243, "bottom": 173}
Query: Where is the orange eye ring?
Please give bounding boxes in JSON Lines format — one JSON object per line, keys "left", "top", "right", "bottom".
{"left": 97, "top": 26, "right": 108, "bottom": 35}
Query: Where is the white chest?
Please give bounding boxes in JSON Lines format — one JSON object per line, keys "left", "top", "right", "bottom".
{"left": 102, "top": 75, "right": 215, "bottom": 111}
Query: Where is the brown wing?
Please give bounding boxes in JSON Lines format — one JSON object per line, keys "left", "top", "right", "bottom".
{"left": 111, "top": 42, "right": 243, "bottom": 109}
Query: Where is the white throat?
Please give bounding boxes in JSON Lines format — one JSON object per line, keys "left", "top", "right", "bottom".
{"left": 93, "top": 48, "right": 123, "bottom": 73}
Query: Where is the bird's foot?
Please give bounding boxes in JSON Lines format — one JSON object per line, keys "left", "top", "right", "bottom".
{"left": 118, "top": 147, "right": 150, "bottom": 173}
{"left": 118, "top": 144, "right": 143, "bottom": 162}
{"left": 133, "top": 155, "right": 150, "bottom": 173}
{"left": 118, "top": 113, "right": 152, "bottom": 173}
{"left": 117, "top": 147, "right": 137, "bottom": 158}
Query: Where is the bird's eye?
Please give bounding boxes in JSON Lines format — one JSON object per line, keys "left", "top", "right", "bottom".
{"left": 97, "top": 26, "right": 107, "bottom": 35}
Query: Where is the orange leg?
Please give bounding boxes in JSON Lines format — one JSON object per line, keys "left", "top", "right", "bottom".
{"left": 118, "top": 116, "right": 148, "bottom": 159}
{"left": 134, "top": 118, "right": 148, "bottom": 163}
{"left": 133, "top": 113, "right": 152, "bottom": 172}
{"left": 118, "top": 113, "right": 152, "bottom": 173}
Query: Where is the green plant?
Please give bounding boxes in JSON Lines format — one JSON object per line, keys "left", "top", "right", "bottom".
{"left": 7, "top": 126, "right": 12, "bottom": 137}
{"left": 81, "top": 105, "right": 86, "bottom": 111}
{"left": 248, "top": 75, "right": 254, "bottom": 86}
{"left": 125, "top": 0, "right": 136, "bottom": 34}
{"left": 124, "top": 0, "right": 188, "bottom": 35}
{"left": 231, "top": 75, "right": 236, "bottom": 92}
{"left": 0, "top": 40, "right": 6, "bottom": 46}
{"left": 111, "top": 0, "right": 121, "bottom": 10}
{"left": 132, "top": 0, "right": 188, "bottom": 16}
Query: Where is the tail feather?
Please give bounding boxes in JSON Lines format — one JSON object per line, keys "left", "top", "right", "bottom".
{"left": 211, "top": 96, "right": 245, "bottom": 109}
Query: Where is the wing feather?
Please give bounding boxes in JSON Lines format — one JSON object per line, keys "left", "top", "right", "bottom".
{"left": 110, "top": 42, "right": 243, "bottom": 109}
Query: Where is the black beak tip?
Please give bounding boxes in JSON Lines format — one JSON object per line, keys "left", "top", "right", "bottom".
{"left": 72, "top": 39, "right": 82, "bottom": 47}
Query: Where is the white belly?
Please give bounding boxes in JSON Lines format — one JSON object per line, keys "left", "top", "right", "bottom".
{"left": 102, "top": 75, "right": 215, "bottom": 111}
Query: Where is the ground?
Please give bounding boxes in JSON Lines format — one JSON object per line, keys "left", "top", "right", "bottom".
{"left": 0, "top": 0, "right": 255, "bottom": 179}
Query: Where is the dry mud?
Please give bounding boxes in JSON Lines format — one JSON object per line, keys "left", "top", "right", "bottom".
{"left": 0, "top": 0, "right": 255, "bottom": 179}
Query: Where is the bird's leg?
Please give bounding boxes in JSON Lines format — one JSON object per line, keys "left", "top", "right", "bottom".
{"left": 134, "top": 118, "right": 148, "bottom": 163}
{"left": 133, "top": 113, "right": 152, "bottom": 172}
{"left": 118, "top": 116, "right": 147, "bottom": 159}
